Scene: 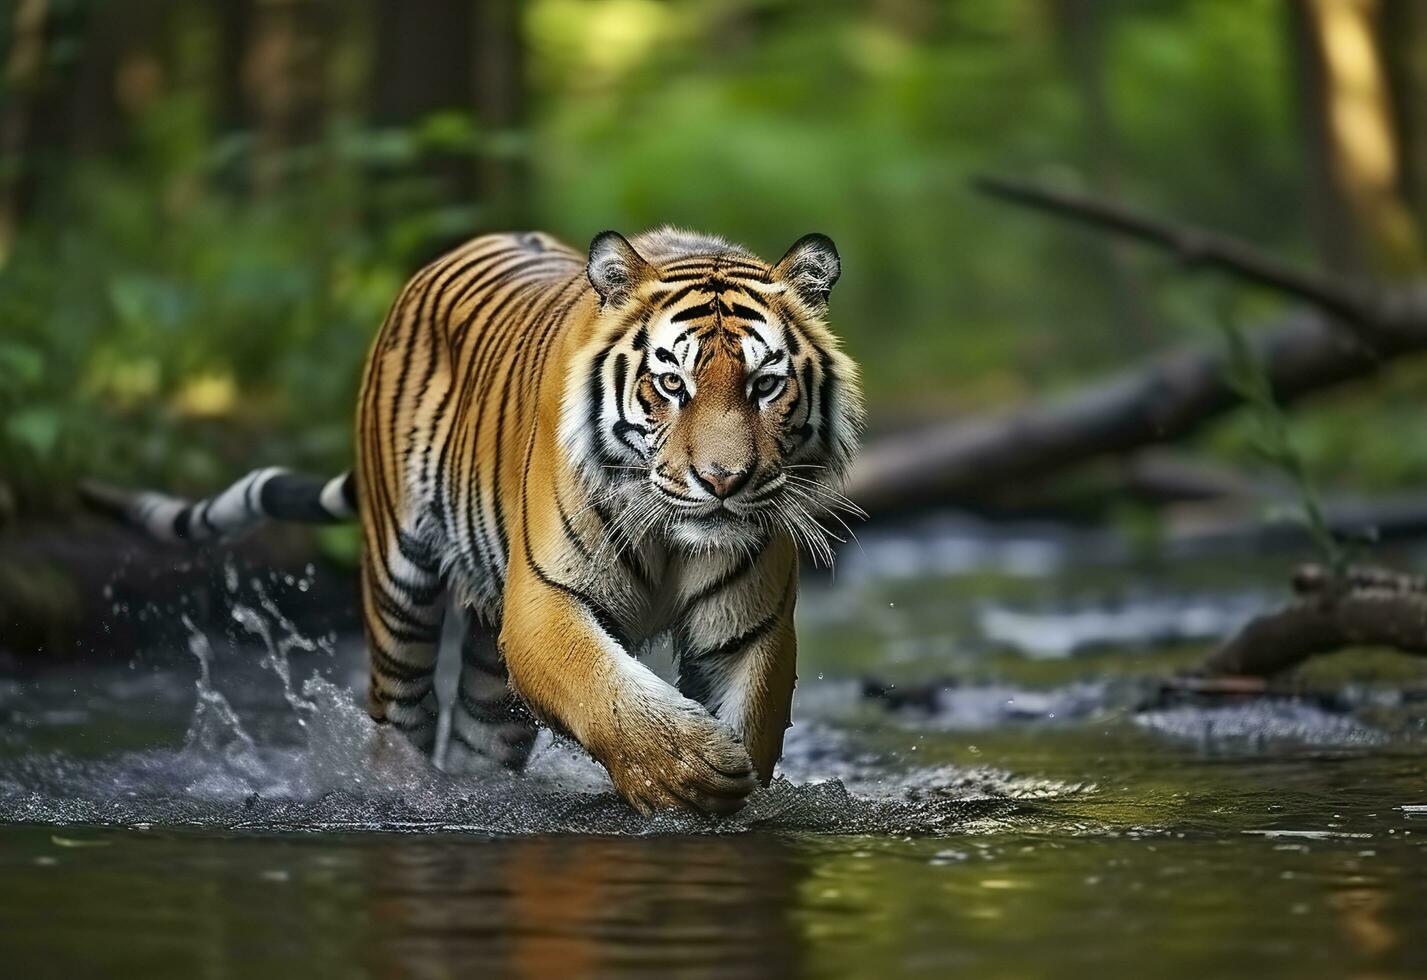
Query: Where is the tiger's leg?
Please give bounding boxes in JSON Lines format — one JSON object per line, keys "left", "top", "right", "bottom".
{"left": 499, "top": 551, "right": 758, "bottom": 816}
{"left": 676, "top": 539, "right": 799, "bottom": 785}
{"left": 444, "top": 611, "right": 539, "bottom": 774}
{"left": 360, "top": 527, "right": 446, "bottom": 756}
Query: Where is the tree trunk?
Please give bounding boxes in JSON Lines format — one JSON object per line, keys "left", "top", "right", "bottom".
{"left": 0, "top": 0, "right": 48, "bottom": 264}
{"left": 472, "top": 0, "right": 528, "bottom": 227}
{"left": 1379, "top": 0, "right": 1427, "bottom": 236}
{"left": 1292, "top": 0, "right": 1422, "bottom": 276}
{"left": 243, "top": 0, "right": 331, "bottom": 195}
{"left": 371, "top": 0, "right": 473, "bottom": 125}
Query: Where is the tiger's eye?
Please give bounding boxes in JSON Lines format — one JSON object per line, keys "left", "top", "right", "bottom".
{"left": 657, "top": 373, "right": 685, "bottom": 397}
{"left": 752, "top": 375, "right": 782, "bottom": 399}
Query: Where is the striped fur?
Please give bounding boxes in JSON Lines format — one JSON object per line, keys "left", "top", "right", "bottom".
{"left": 80, "top": 468, "right": 355, "bottom": 543}
{"left": 88, "top": 226, "right": 865, "bottom": 816}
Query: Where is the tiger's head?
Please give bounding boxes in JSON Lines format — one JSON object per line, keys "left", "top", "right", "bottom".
{"left": 561, "top": 227, "right": 864, "bottom": 563}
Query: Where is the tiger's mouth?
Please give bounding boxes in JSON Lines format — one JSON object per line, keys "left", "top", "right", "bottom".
{"left": 668, "top": 510, "right": 763, "bottom": 550}
{"left": 656, "top": 495, "right": 740, "bottom": 525}
{"left": 653, "top": 490, "right": 768, "bottom": 550}
{"left": 683, "top": 505, "right": 738, "bottom": 527}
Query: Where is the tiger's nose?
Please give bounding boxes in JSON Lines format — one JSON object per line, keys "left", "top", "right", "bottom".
{"left": 693, "top": 463, "right": 750, "bottom": 500}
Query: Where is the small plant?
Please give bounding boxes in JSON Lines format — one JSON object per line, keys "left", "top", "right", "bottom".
{"left": 1211, "top": 289, "right": 1346, "bottom": 574}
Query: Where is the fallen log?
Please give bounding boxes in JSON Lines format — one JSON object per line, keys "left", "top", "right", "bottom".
{"left": 1200, "top": 564, "right": 1427, "bottom": 677}
{"left": 847, "top": 178, "right": 1427, "bottom": 518}
{"left": 848, "top": 309, "right": 1427, "bottom": 515}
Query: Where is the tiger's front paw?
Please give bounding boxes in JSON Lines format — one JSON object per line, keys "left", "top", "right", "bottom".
{"left": 600, "top": 705, "right": 757, "bottom": 816}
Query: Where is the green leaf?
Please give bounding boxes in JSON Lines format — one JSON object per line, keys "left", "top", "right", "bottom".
{"left": 0, "top": 341, "right": 44, "bottom": 387}
{"left": 5, "top": 407, "right": 62, "bottom": 458}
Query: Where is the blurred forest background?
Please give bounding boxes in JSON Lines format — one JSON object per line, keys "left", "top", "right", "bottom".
{"left": 3, "top": 0, "right": 1427, "bottom": 524}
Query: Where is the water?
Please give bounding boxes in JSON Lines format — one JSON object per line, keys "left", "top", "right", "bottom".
{"left": 3, "top": 524, "right": 1427, "bottom": 977}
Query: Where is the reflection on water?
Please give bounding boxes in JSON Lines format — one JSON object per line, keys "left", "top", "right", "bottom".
{"left": 2, "top": 531, "right": 1427, "bottom": 977}
{"left": 4, "top": 820, "right": 1427, "bottom": 978}
{"left": 0, "top": 829, "right": 811, "bottom": 977}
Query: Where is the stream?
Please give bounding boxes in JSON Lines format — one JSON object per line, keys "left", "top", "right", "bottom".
{"left": 2, "top": 516, "right": 1426, "bottom": 977}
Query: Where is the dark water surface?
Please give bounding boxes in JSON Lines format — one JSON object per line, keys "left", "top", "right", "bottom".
{"left": 3, "top": 523, "right": 1426, "bottom": 978}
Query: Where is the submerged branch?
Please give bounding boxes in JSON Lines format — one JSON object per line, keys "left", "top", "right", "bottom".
{"left": 1200, "top": 563, "right": 1427, "bottom": 677}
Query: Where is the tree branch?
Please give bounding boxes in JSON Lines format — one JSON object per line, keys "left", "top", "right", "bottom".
{"left": 1200, "top": 564, "right": 1427, "bottom": 677}
{"left": 848, "top": 307, "right": 1427, "bottom": 515}
{"left": 847, "top": 180, "right": 1427, "bottom": 517}
{"left": 972, "top": 174, "right": 1378, "bottom": 327}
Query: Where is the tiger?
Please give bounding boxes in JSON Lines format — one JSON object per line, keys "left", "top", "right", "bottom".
{"left": 83, "top": 226, "right": 865, "bottom": 815}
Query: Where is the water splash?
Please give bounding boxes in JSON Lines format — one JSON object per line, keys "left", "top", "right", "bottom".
{"left": 231, "top": 604, "right": 315, "bottom": 724}
{"left": 0, "top": 610, "right": 1078, "bottom": 837}
{"left": 179, "top": 615, "right": 267, "bottom": 793}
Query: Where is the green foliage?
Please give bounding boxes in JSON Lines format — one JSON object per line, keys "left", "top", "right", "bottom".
{"left": 529, "top": 0, "right": 1306, "bottom": 407}
{"left": 1, "top": 0, "right": 1422, "bottom": 518}
{"left": 0, "top": 102, "right": 492, "bottom": 512}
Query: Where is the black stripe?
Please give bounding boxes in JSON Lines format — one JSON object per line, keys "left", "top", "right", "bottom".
{"left": 374, "top": 614, "right": 440, "bottom": 646}
{"left": 434, "top": 254, "right": 573, "bottom": 586}
{"left": 611, "top": 352, "right": 629, "bottom": 422}
{"left": 798, "top": 360, "right": 817, "bottom": 443}
{"left": 656, "top": 282, "right": 709, "bottom": 308}
{"left": 460, "top": 650, "right": 507, "bottom": 678}
{"left": 370, "top": 641, "right": 435, "bottom": 683}
{"left": 259, "top": 473, "right": 339, "bottom": 523}
{"left": 817, "top": 349, "right": 837, "bottom": 454}
{"left": 670, "top": 301, "right": 714, "bottom": 322}
{"left": 554, "top": 487, "right": 594, "bottom": 560}
{"left": 396, "top": 528, "right": 436, "bottom": 567}
{"left": 370, "top": 577, "right": 440, "bottom": 630}
{"left": 387, "top": 713, "right": 437, "bottom": 734}
{"left": 485, "top": 277, "right": 586, "bottom": 562}
{"left": 522, "top": 533, "right": 628, "bottom": 647}
{"left": 522, "top": 562, "right": 618, "bottom": 660}
{"left": 451, "top": 261, "right": 562, "bottom": 575}
{"left": 383, "top": 688, "right": 436, "bottom": 708}
{"left": 457, "top": 686, "right": 516, "bottom": 725}
{"left": 692, "top": 607, "right": 779, "bottom": 661}
{"left": 681, "top": 549, "right": 761, "bottom": 616}
{"left": 196, "top": 502, "right": 220, "bottom": 537}
{"left": 370, "top": 545, "right": 443, "bottom": 604}
{"left": 389, "top": 249, "right": 489, "bottom": 481}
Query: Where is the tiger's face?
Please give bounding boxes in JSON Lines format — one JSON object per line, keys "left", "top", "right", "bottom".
{"left": 562, "top": 228, "right": 864, "bottom": 562}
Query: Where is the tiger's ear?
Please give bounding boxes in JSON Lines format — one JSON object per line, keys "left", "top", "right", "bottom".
{"left": 772, "top": 233, "right": 840, "bottom": 310}
{"left": 587, "top": 231, "right": 651, "bottom": 306}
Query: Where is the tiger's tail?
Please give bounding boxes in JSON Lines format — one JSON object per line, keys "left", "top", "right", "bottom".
{"left": 79, "top": 467, "right": 357, "bottom": 544}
